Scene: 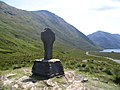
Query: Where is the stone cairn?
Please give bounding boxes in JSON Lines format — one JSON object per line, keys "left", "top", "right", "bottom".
{"left": 32, "top": 28, "right": 64, "bottom": 78}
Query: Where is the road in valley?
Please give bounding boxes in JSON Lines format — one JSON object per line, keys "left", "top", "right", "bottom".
{"left": 86, "top": 52, "right": 120, "bottom": 64}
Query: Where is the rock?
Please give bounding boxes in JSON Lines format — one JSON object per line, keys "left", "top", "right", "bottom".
{"left": 66, "top": 81, "right": 86, "bottom": 90}
{"left": 44, "top": 79, "right": 62, "bottom": 90}
{"left": 32, "top": 60, "right": 64, "bottom": 78}
{"left": 93, "top": 77, "right": 99, "bottom": 81}
{"left": 6, "top": 73, "right": 16, "bottom": 78}
{"left": 18, "top": 76, "right": 29, "bottom": 82}
{"left": 1, "top": 76, "right": 14, "bottom": 86}
{"left": 3, "top": 79, "right": 13, "bottom": 85}
{"left": 82, "top": 60, "right": 88, "bottom": 63}
{"left": 52, "top": 82, "right": 62, "bottom": 90}
{"left": 12, "top": 84, "right": 19, "bottom": 90}
{"left": 81, "top": 78, "right": 88, "bottom": 83}
{"left": 45, "top": 79, "right": 55, "bottom": 86}
{"left": 75, "top": 74, "right": 84, "bottom": 81}
{"left": 43, "top": 87, "right": 49, "bottom": 90}
{"left": 30, "top": 86, "right": 37, "bottom": 90}
{"left": 64, "top": 71, "right": 75, "bottom": 82}
{"left": 22, "top": 82, "right": 35, "bottom": 90}
{"left": 9, "top": 76, "right": 37, "bottom": 90}
{"left": 0, "top": 70, "right": 95, "bottom": 90}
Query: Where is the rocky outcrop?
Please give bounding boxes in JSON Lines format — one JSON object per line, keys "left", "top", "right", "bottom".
{"left": 0, "top": 70, "right": 89, "bottom": 90}
{"left": 1, "top": 68, "right": 115, "bottom": 90}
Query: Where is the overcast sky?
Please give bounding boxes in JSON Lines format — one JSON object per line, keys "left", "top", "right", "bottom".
{"left": 1, "top": 0, "right": 120, "bottom": 35}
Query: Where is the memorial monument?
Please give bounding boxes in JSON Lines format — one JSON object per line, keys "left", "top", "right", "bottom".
{"left": 41, "top": 28, "right": 55, "bottom": 60}
{"left": 32, "top": 28, "right": 64, "bottom": 78}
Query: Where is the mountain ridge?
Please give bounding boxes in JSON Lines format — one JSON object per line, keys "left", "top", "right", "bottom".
{"left": 88, "top": 31, "right": 120, "bottom": 49}
{"left": 0, "top": 1, "right": 101, "bottom": 53}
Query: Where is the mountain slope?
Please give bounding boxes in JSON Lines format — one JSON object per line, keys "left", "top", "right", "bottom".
{"left": 88, "top": 31, "right": 120, "bottom": 49}
{"left": 0, "top": 1, "right": 100, "bottom": 54}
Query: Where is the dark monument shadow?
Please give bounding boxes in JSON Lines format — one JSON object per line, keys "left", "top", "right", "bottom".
{"left": 21, "top": 75, "right": 49, "bottom": 84}
{"left": 29, "top": 74, "right": 64, "bottom": 80}
{"left": 29, "top": 74, "right": 49, "bottom": 81}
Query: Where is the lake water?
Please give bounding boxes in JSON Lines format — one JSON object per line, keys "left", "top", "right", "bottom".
{"left": 101, "top": 49, "right": 120, "bottom": 53}
{"left": 100, "top": 49, "right": 120, "bottom": 64}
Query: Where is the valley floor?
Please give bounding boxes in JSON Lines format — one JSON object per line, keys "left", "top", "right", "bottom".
{"left": 86, "top": 51, "right": 120, "bottom": 64}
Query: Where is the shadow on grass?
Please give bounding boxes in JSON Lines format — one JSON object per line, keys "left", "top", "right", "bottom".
{"left": 30, "top": 74, "right": 49, "bottom": 81}
{"left": 21, "top": 74, "right": 49, "bottom": 83}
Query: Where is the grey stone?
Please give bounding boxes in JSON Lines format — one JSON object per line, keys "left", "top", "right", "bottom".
{"left": 41, "top": 28, "right": 55, "bottom": 60}
{"left": 81, "top": 78, "right": 88, "bottom": 83}
{"left": 32, "top": 59, "right": 64, "bottom": 78}
{"left": 82, "top": 60, "right": 88, "bottom": 63}
{"left": 93, "top": 77, "right": 99, "bottom": 81}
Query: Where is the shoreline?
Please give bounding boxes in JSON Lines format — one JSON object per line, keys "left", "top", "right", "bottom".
{"left": 86, "top": 52, "right": 120, "bottom": 64}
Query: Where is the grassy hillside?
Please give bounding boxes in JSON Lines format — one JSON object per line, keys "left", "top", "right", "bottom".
{"left": 0, "top": 1, "right": 101, "bottom": 70}
{"left": 0, "top": 1, "right": 100, "bottom": 52}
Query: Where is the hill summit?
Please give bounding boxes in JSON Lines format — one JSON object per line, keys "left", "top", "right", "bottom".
{"left": 88, "top": 31, "right": 120, "bottom": 49}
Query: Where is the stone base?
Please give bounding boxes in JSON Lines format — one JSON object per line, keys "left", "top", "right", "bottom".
{"left": 32, "top": 59, "right": 64, "bottom": 78}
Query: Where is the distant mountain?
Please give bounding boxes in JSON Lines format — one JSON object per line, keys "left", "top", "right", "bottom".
{"left": 0, "top": 1, "right": 100, "bottom": 55}
{"left": 88, "top": 31, "right": 120, "bottom": 49}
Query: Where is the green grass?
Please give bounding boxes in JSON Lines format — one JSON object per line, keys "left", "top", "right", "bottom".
{"left": 0, "top": 2, "right": 120, "bottom": 87}
{"left": 59, "top": 50, "right": 120, "bottom": 85}
{"left": 1, "top": 49, "right": 120, "bottom": 85}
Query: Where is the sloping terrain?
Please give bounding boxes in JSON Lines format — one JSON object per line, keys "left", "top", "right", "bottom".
{"left": 88, "top": 31, "right": 120, "bottom": 49}
{"left": 0, "top": 1, "right": 100, "bottom": 54}
{"left": 0, "top": 1, "right": 101, "bottom": 70}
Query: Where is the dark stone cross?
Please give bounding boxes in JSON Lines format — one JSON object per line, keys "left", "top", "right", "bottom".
{"left": 41, "top": 28, "right": 55, "bottom": 60}
{"left": 32, "top": 28, "right": 64, "bottom": 78}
